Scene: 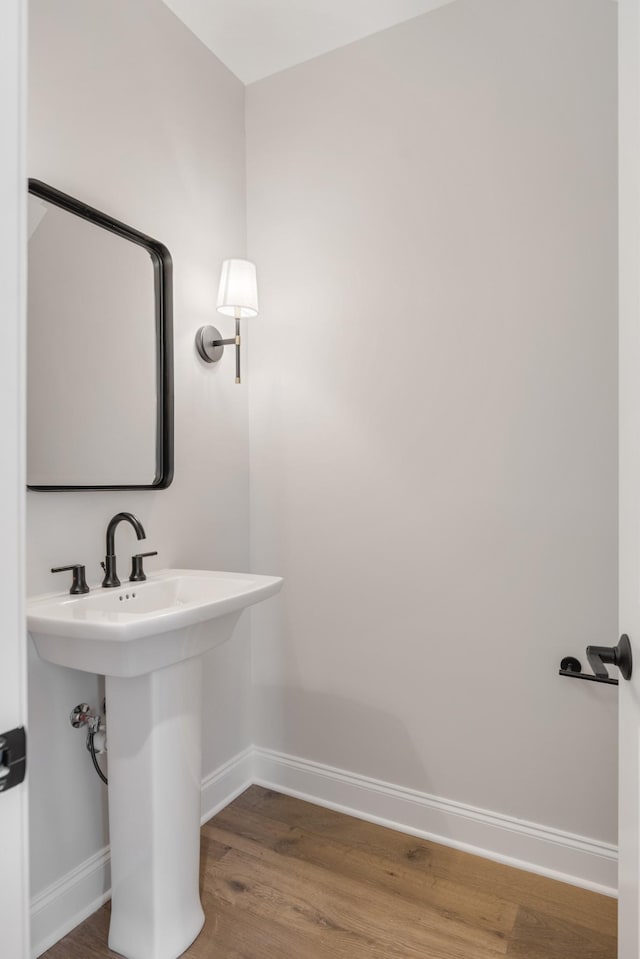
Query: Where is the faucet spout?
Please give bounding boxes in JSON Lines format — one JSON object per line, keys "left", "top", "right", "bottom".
{"left": 102, "top": 512, "right": 146, "bottom": 588}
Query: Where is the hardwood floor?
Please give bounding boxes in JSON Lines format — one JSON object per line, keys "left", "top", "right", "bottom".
{"left": 42, "top": 786, "right": 617, "bottom": 959}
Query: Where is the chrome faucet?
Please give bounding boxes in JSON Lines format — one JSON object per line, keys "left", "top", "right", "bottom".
{"left": 101, "top": 512, "right": 146, "bottom": 588}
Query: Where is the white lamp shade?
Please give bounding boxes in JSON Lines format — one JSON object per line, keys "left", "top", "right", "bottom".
{"left": 216, "top": 258, "right": 258, "bottom": 318}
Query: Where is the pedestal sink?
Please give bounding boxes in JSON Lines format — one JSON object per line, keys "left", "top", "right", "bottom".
{"left": 27, "top": 569, "right": 283, "bottom": 959}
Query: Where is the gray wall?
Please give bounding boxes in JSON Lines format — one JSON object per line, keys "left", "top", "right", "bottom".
{"left": 28, "top": 0, "right": 250, "bottom": 895}
{"left": 246, "top": 0, "right": 618, "bottom": 842}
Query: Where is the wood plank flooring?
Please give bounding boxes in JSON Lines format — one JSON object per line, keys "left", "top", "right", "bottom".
{"left": 42, "top": 785, "right": 617, "bottom": 959}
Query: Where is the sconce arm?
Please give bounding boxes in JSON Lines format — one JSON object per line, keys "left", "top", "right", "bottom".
{"left": 195, "top": 318, "right": 242, "bottom": 383}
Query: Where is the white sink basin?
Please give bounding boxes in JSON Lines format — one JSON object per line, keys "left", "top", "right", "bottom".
{"left": 27, "top": 568, "right": 282, "bottom": 677}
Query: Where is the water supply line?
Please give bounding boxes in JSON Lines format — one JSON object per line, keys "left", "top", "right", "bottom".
{"left": 70, "top": 703, "right": 108, "bottom": 786}
{"left": 87, "top": 727, "right": 108, "bottom": 786}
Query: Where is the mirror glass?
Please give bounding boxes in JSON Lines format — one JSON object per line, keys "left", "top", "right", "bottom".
{"left": 27, "top": 180, "right": 173, "bottom": 490}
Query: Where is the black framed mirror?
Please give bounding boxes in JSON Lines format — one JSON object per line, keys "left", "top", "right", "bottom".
{"left": 27, "top": 179, "right": 173, "bottom": 490}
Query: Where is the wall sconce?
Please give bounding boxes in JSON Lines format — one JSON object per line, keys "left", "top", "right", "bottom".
{"left": 195, "top": 258, "right": 258, "bottom": 384}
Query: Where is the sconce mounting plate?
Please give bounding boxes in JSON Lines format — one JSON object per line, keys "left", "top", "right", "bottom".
{"left": 195, "top": 325, "right": 224, "bottom": 363}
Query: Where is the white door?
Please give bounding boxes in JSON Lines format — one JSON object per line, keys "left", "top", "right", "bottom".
{"left": 0, "top": 1, "right": 30, "bottom": 958}
{"left": 619, "top": 0, "right": 640, "bottom": 955}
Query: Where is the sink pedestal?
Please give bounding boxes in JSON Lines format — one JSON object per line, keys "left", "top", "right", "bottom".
{"left": 28, "top": 569, "right": 284, "bottom": 957}
{"left": 105, "top": 657, "right": 205, "bottom": 959}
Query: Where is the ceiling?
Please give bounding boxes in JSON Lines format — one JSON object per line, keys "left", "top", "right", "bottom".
{"left": 161, "top": 0, "right": 457, "bottom": 85}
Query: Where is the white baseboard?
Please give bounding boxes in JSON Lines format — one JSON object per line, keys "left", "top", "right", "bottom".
{"left": 252, "top": 746, "right": 618, "bottom": 898}
{"left": 30, "top": 846, "right": 111, "bottom": 958}
{"left": 31, "top": 743, "right": 618, "bottom": 956}
{"left": 200, "top": 746, "right": 254, "bottom": 824}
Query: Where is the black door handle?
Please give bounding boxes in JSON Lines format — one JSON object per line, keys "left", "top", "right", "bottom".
{"left": 559, "top": 634, "right": 633, "bottom": 685}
